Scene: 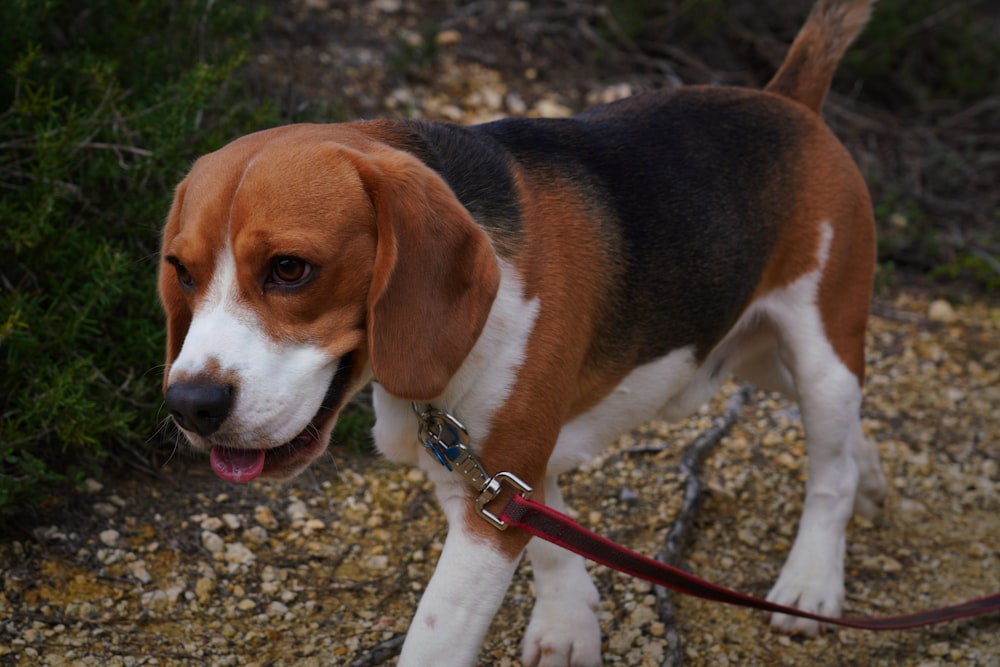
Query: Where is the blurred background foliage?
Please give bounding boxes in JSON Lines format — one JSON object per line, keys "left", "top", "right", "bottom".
{"left": 1, "top": 0, "right": 997, "bottom": 519}
{"left": 0, "top": 0, "right": 275, "bottom": 518}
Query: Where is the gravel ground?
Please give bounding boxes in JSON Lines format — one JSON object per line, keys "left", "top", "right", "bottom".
{"left": 1, "top": 289, "right": 997, "bottom": 666}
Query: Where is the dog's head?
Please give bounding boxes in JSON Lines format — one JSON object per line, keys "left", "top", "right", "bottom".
{"left": 158, "top": 124, "right": 499, "bottom": 481}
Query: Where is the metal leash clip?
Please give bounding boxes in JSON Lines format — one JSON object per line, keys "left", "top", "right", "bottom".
{"left": 412, "top": 403, "right": 533, "bottom": 530}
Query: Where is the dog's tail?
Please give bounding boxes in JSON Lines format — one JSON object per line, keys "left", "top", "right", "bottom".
{"left": 765, "top": 0, "right": 874, "bottom": 112}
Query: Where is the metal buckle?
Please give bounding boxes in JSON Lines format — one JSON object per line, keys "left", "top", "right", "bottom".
{"left": 475, "top": 471, "right": 533, "bottom": 530}
{"left": 415, "top": 406, "right": 471, "bottom": 472}
{"left": 413, "top": 404, "right": 534, "bottom": 530}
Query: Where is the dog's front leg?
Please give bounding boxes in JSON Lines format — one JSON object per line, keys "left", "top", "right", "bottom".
{"left": 398, "top": 481, "right": 525, "bottom": 667}
{"left": 522, "top": 475, "right": 602, "bottom": 667}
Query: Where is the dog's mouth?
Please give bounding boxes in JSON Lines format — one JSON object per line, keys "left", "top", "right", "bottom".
{"left": 209, "top": 355, "right": 355, "bottom": 483}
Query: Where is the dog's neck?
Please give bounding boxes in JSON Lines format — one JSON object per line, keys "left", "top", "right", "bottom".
{"left": 371, "top": 260, "right": 539, "bottom": 465}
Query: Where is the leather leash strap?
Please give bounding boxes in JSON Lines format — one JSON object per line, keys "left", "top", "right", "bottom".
{"left": 501, "top": 493, "right": 1000, "bottom": 630}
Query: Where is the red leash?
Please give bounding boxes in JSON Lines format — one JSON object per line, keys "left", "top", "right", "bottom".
{"left": 501, "top": 493, "right": 1000, "bottom": 630}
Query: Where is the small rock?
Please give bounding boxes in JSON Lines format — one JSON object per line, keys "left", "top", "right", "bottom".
{"left": 83, "top": 478, "right": 104, "bottom": 493}
{"left": 534, "top": 98, "right": 572, "bottom": 118}
{"left": 619, "top": 488, "right": 640, "bottom": 504}
{"left": 897, "top": 497, "right": 928, "bottom": 520}
{"left": 141, "top": 590, "right": 169, "bottom": 612}
{"left": 589, "top": 82, "right": 633, "bottom": 105}
{"left": 200, "top": 517, "right": 224, "bottom": 532}
{"left": 97, "top": 547, "right": 122, "bottom": 565}
{"left": 435, "top": 29, "right": 461, "bottom": 46}
{"left": 629, "top": 603, "right": 656, "bottom": 625}
{"left": 244, "top": 526, "right": 269, "bottom": 546}
{"left": 93, "top": 502, "right": 118, "bottom": 518}
{"left": 222, "top": 513, "right": 241, "bottom": 531}
{"left": 286, "top": 501, "right": 309, "bottom": 522}
{"left": 505, "top": 92, "right": 527, "bottom": 115}
{"left": 201, "top": 530, "right": 224, "bottom": 555}
{"left": 224, "top": 542, "right": 255, "bottom": 566}
{"left": 436, "top": 104, "right": 464, "bottom": 121}
{"left": 236, "top": 598, "right": 256, "bottom": 611}
{"left": 255, "top": 505, "right": 279, "bottom": 530}
{"left": 195, "top": 577, "right": 216, "bottom": 603}
{"left": 968, "top": 541, "right": 992, "bottom": 558}
{"left": 128, "top": 560, "right": 152, "bottom": 584}
{"left": 33, "top": 526, "right": 66, "bottom": 542}
{"left": 928, "top": 641, "right": 950, "bottom": 657}
{"left": 99, "top": 530, "right": 120, "bottom": 547}
{"left": 366, "top": 555, "right": 389, "bottom": 571}
{"left": 927, "top": 299, "right": 956, "bottom": 323}
{"left": 165, "top": 584, "right": 186, "bottom": 604}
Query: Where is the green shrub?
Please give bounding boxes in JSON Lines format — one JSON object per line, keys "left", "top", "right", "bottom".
{"left": 0, "top": 0, "right": 275, "bottom": 518}
{"left": 844, "top": 0, "right": 1000, "bottom": 108}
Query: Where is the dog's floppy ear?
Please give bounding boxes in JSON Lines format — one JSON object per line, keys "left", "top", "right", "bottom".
{"left": 352, "top": 148, "right": 500, "bottom": 401}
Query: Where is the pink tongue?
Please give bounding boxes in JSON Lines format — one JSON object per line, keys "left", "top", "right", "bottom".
{"left": 210, "top": 446, "right": 266, "bottom": 483}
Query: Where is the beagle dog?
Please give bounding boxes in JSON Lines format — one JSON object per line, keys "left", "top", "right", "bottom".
{"left": 159, "top": 0, "right": 886, "bottom": 664}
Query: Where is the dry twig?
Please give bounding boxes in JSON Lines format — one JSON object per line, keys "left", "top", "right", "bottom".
{"left": 347, "top": 634, "right": 407, "bottom": 667}
{"left": 652, "top": 385, "right": 754, "bottom": 667}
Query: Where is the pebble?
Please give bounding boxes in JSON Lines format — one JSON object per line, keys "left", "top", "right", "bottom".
{"left": 268, "top": 601, "right": 289, "bottom": 617}
{"left": 435, "top": 29, "right": 461, "bottom": 46}
{"left": 200, "top": 516, "right": 224, "bottom": 532}
{"left": 224, "top": 542, "right": 255, "bottom": 566}
{"left": 201, "top": 530, "right": 224, "bottom": 555}
{"left": 366, "top": 555, "right": 389, "bottom": 571}
{"left": 928, "top": 641, "right": 950, "bottom": 657}
{"left": 286, "top": 500, "right": 309, "bottom": 522}
{"left": 195, "top": 577, "right": 215, "bottom": 603}
{"left": 99, "top": 530, "right": 120, "bottom": 547}
{"left": 244, "top": 526, "right": 269, "bottom": 545}
{"left": 255, "top": 505, "right": 279, "bottom": 530}
{"left": 93, "top": 502, "right": 118, "bottom": 518}
{"left": 533, "top": 98, "right": 572, "bottom": 118}
{"left": 927, "top": 299, "right": 957, "bottom": 323}
{"left": 619, "top": 488, "right": 640, "bottom": 504}
{"left": 140, "top": 590, "right": 169, "bottom": 612}
{"left": 128, "top": 560, "right": 152, "bottom": 584}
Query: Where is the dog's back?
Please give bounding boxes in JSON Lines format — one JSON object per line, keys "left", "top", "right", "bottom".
{"left": 364, "top": 0, "right": 876, "bottom": 377}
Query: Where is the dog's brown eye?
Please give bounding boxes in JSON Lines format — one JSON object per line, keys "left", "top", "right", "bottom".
{"left": 271, "top": 257, "right": 310, "bottom": 285}
{"left": 168, "top": 257, "right": 194, "bottom": 289}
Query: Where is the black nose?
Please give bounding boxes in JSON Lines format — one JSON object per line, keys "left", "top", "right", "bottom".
{"left": 164, "top": 382, "right": 234, "bottom": 436}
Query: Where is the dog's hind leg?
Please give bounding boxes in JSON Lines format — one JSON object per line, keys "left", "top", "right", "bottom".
{"left": 748, "top": 236, "right": 883, "bottom": 634}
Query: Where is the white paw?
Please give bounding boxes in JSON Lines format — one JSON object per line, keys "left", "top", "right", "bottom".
{"left": 853, "top": 465, "right": 888, "bottom": 520}
{"left": 522, "top": 599, "right": 602, "bottom": 667}
{"left": 766, "top": 564, "right": 844, "bottom": 635}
